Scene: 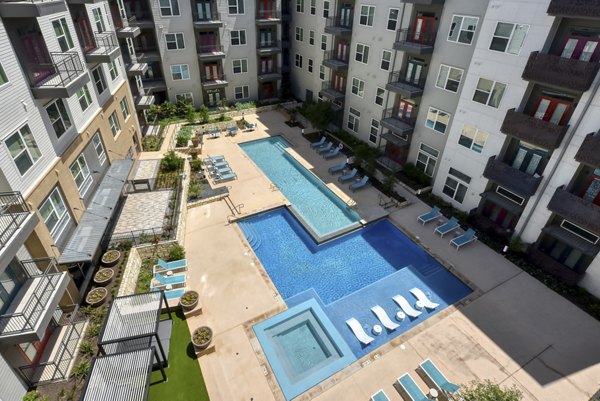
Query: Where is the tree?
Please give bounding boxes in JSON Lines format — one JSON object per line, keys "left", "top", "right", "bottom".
{"left": 382, "top": 171, "right": 398, "bottom": 195}
{"left": 460, "top": 380, "right": 523, "bottom": 401}
{"left": 198, "top": 105, "right": 210, "bottom": 124}
{"left": 305, "top": 101, "right": 334, "bottom": 131}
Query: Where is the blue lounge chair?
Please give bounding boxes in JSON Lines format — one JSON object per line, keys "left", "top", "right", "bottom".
{"left": 310, "top": 136, "right": 326, "bottom": 148}
{"left": 350, "top": 176, "right": 369, "bottom": 192}
{"left": 210, "top": 129, "right": 220, "bottom": 137}
{"left": 323, "top": 147, "right": 342, "bottom": 159}
{"left": 434, "top": 217, "right": 459, "bottom": 237}
{"left": 210, "top": 166, "right": 232, "bottom": 176}
{"left": 417, "top": 206, "right": 441, "bottom": 225}
{"left": 227, "top": 126, "right": 238, "bottom": 136}
{"left": 317, "top": 142, "right": 333, "bottom": 154}
{"left": 338, "top": 168, "right": 357, "bottom": 183}
{"left": 450, "top": 228, "right": 477, "bottom": 250}
{"left": 418, "top": 359, "right": 461, "bottom": 395}
{"left": 157, "top": 258, "right": 187, "bottom": 270}
{"left": 328, "top": 163, "right": 347, "bottom": 174}
{"left": 213, "top": 172, "right": 237, "bottom": 184}
{"left": 397, "top": 373, "right": 429, "bottom": 401}
{"left": 206, "top": 155, "right": 225, "bottom": 162}
{"left": 154, "top": 272, "right": 186, "bottom": 286}
{"left": 207, "top": 161, "right": 229, "bottom": 169}
{"left": 370, "top": 389, "right": 390, "bottom": 401}
{"left": 245, "top": 123, "right": 256, "bottom": 131}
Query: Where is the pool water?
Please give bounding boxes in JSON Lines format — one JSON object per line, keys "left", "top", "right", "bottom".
{"left": 276, "top": 321, "right": 329, "bottom": 374}
{"left": 239, "top": 137, "right": 361, "bottom": 239}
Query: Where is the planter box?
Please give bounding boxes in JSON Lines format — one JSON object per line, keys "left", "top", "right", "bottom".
{"left": 101, "top": 250, "right": 121, "bottom": 267}
{"left": 93, "top": 268, "right": 114, "bottom": 287}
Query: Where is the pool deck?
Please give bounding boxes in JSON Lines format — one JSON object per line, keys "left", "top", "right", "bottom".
{"left": 182, "top": 110, "right": 600, "bottom": 401}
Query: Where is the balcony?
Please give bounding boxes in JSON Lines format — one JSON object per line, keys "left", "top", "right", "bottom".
{"left": 141, "top": 78, "right": 167, "bottom": 92}
{"left": 529, "top": 246, "right": 584, "bottom": 285}
{"left": 547, "top": 0, "right": 600, "bottom": 19}
{"left": 66, "top": 0, "right": 103, "bottom": 3}
{"left": 381, "top": 108, "right": 416, "bottom": 136}
{"left": 135, "top": 48, "right": 161, "bottom": 62}
{"left": 28, "top": 52, "right": 90, "bottom": 99}
{"left": 84, "top": 32, "right": 121, "bottom": 63}
{"left": 127, "top": 11, "right": 154, "bottom": 28}
{"left": 323, "top": 50, "right": 349, "bottom": 71}
{"left": 393, "top": 28, "right": 436, "bottom": 55}
{"left": 202, "top": 74, "right": 228, "bottom": 89}
{"left": 522, "top": 51, "right": 600, "bottom": 92}
{"left": 258, "top": 68, "right": 282, "bottom": 82}
{"left": 0, "top": 259, "right": 69, "bottom": 344}
{"left": 483, "top": 156, "right": 542, "bottom": 198}
{"left": 0, "top": 192, "right": 38, "bottom": 265}
{"left": 135, "top": 95, "right": 155, "bottom": 110}
{"left": 500, "top": 108, "right": 569, "bottom": 150}
{"left": 575, "top": 132, "right": 600, "bottom": 168}
{"left": 116, "top": 26, "right": 140, "bottom": 39}
{"left": 402, "top": 0, "right": 445, "bottom": 4}
{"left": 385, "top": 70, "right": 426, "bottom": 99}
{"left": 257, "top": 40, "right": 282, "bottom": 55}
{"left": 126, "top": 62, "right": 148, "bottom": 77}
{"left": 319, "top": 81, "right": 345, "bottom": 102}
{"left": 197, "top": 44, "right": 225, "bottom": 60}
{"left": 324, "top": 17, "right": 353, "bottom": 36}
{"left": 548, "top": 186, "right": 600, "bottom": 235}
{"left": 256, "top": 9, "right": 281, "bottom": 24}
{"left": 193, "top": 10, "right": 222, "bottom": 28}
{"left": 0, "top": 0, "right": 66, "bottom": 18}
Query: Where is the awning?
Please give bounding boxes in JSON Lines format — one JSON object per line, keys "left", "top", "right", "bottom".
{"left": 480, "top": 191, "right": 525, "bottom": 215}
{"left": 59, "top": 159, "right": 133, "bottom": 265}
{"left": 542, "top": 225, "right": 600, "bottom": 256}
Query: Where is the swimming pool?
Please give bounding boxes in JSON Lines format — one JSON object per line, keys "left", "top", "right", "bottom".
{"left": 239, "top": 137, "right": 361, "bottom": 239}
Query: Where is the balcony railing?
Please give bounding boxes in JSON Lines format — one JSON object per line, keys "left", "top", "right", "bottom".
{"left": 575, "top": 132, "right": 600, "bottom": 168}
{"left": 522, "top": 51, "right": 600, "bottom": 92}
{"left": 256, "top": 8, "right": 281, "bottom": 20}
{"left": 84, "top": 32, "right": 120, "bottom": 62}
{"left": 202, "top": 74, "right": 227, "bottom": 87}
{"left": 386, "top": 69, "right": 426, "bottom": 98}
{"left": 548, "top": 186, "right": 600, "bottom": 236}
{"left": 381, "top": 108, "right": 416, "bottom": 135}
{"left": 320, "top": 81, "right": 346, "bottom": 101}
{"left": 197, "top": 44, "right": 224, "bottom": 55}
{"left": 193, "top": 8, "right": 220, "bottom": 23}
{"left": 0, "top": 192, "right": 30, "bottom": 250}
{"left": 258, "top": 68, "right": 282, "bottom": 82}
{"left": 324, "top": 16, "right": 353, "bottom": 35}
{"left": 323, "top": 50, "right": 349, "bottom": 70}
{"left": 257, "top": 40, "right": 281, "bottom": 50}
{"left": 393, "top": 28, "right": 436, "bottom": 54}
{"left": 483, "top": 156, "right": 542, "bottom": 198}
{"left": 547, "top": 0, "right": 600, "bottom": 19}
{"left": 500, "top": 108, "right": 569, "bottom": 150}
{"left": 127, "top": 10, "right": 153, "bottom": 25}
{"left": 29, "top": 52, "right": 84, "bottom": 87}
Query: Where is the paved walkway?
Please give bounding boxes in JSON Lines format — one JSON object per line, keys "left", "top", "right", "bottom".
{"left": 113, "top": 190, "right": 171, "bottom": 234}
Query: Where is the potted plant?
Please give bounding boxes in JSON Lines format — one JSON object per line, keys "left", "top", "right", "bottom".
{"left": 189, "top": 148, "right": 198, "bottom": 160}
{"left": 101, "top": 250, "right": 121, "bottom": 267}
{"left": 191, "top": 326, "right": 212, "bottom": 351}
{"left": 191, "top": 134, "right": 200, "bottom": 147}
{"left": 180, "top": 290, "right": 199, "bottom": 311}
{"left": 93, "top": 268, "right": 114, "bottom": 286}
{"left": 86, "top": 287, "right": 108, "bottom": 307}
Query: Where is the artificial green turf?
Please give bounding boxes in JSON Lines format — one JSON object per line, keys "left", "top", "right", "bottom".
{"left": 148, "top": 311, "right": 210, "bottom": 401}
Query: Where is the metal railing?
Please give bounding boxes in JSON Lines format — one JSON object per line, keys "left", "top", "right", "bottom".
{"left": 388, "top": 69, "right": 427, "bottom": 89}
{"left": 88, "top": 31, "right": 119, "bottom": 54}
{"left": 323, "top": 49, "right": 350, "bottom": 64}
{"left": 29, "top": 52, "right": 85, "bottom": 87}
{"left": 320, "top": 81, "right": 346, "bottom": 97}
{"left": 193, "top": 9, "right": 220, "bottom": 22}
{"left": 197, "top": 44, "right": 224, "bottom": 54}
{"left": 325, "top": 16, "right": 354, "bottom": 31}
{"left": 0, "top": 192, "right": 30, "bottom": 250}
{"left": 256, "top": 8, "right": 281, "bottom": 20}
{"left": 127, "top": 10, "right": 153, "bottom": 24}
{"left": 395, "top": 28, "right": 437, "bottom": 46}
{"left": 257, "top": 39, "right": 281, "bottom": 49}
{"left": 202, "top": 73, "right": 227, "bottom": 83}
{"left": 382, "top": 108, "right": 417, "bottom": 126}
{"left": 258, "top": 67, "right": 282, "bottom": 76}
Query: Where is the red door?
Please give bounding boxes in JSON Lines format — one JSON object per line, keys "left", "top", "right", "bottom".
{"left": 413, "top": 17, "right": 435, "bottom": 44}
{"left": 204, "top": 64, "right": 219, "bottom": 80}
{"left": 259, "top": 0, "right": 274, "bottom": 18}
{"left": 397, "top": 100, "right": 414, "bottom": 122}
{"left": 76, "top": 16, "right": 95, "bottom": 52}
{"left": 533, "top": 96, "right": 572, "bottom": 125}
{"left": 334, "top": 74, "right": 345, "bottom": 92}
{"left": 561, "top": 36, "right": 600, "bottom": 62}
{"left": 21, "top": 32, "right": 52, "bottom": 82}
{"left": 336, "top": 42, "right": 349, "bottom": 61}
{"left": 581, "top": 174, "right": 600, "bottom": 205}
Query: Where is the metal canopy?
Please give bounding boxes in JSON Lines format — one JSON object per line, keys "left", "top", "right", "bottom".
{"left": 59, "top": 159, "right": 133, "bottom": 265}
{"left": 480, "top": 191, "right": 525, "bottom": 215}
{"left": 542, "top": 225, "right": 600, "bottom": 256}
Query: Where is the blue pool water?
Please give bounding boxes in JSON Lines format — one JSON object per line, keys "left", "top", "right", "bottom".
{"left": 239, "top": 137, "right": 361, "bottom": 238}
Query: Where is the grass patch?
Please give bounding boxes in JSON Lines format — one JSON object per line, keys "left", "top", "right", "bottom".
{"left": 149, "top": 311, "right": 209, "bottom": 401}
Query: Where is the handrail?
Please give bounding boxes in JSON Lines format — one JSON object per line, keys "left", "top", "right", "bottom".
{"left": 29, "top": 52, "right": 84, "bottom": 87}
{"left": 382, "top": 108, "right": 417, "bottom": 126}
{"left": 202, "top": 73, "right": 227, "bottom": 83}
{"left": 88, "top": 31, "right": 119, "bottom": 54}
{"left": 323, "top": 50, "right": 349, "bottom": 64}
{"left": 257, "top": 40, "right": 281, "bottom": 49}
{"left": 256, "top": 9, "right": 281, "bottom": 19}
{"left": 388, "top": 69, "right": 427, "bottom": 89}
{"left": 325, "top": 16, "right": 353, "bottom": 30}
{"left": 0, "top": 191, "right": 30, "bottom": 249}
{"left": 395, "top": 27, "right": 437, "bottom": 46}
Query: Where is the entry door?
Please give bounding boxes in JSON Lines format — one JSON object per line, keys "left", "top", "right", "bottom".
{"left": 76, "top": 16, "right": 95, "bottom": 52}
{"left": 258, "top": 0, "right": 273, "bottom": 18}
{"left": 263, "top": 82, "right": 275, "bottom": 97}
{"left": 261, "top": 58, "right": 273, "bottom": 73}
{"left": 384, "top": 142, "right": 405, "bottom": 163}
{"left": 404, "top": 60, "right": 424, "bottom": 85}
{"left": 207, "top": 91, "right": 221, "bottom": 106}
{"left": 397, "top": 100, "right": 414, "bottom": 122}
{"left": 333, "top": 74, "right": 345, "bottom": 91}
{"left": 582, "top": 172, "right": 600, "bottom": 205}
{"left": 21, "top": 32, "right": 52, "bottom": 82}
{"left": 204, "top": 64, "right": 219, "bottom": 80}
{"left": 260, "top": 30, "right": 273, "bottom": 46}
{"left": 340, "top": 4, "right": 352, "bottom": 27}
{"left": 533, "top": 96, "right": 572, "bottom": 125}
{"left": 512, "top": 145, "right": 546, "bottom": 175}
{"left": 197, "top": 1, "right": 212, "bottom": 20}
{"left": 199, "top": 32, "right": 217, "bottom": 48}
{"left": 336, "top": 42, "right": 349, "bottom": 61}
{"left": 561, "top": 36, "right": 600, "bottom": 62}
{"left": 413, "top": 17, "right": 435, "bottom": 43}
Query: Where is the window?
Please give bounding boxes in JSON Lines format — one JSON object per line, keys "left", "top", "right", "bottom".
{"left": 473, "top": 78, "right": 506, "bottom": 108}
{"left": 108, "top": 61, "right": 119, "bottom": 80}
{"left": 5, "top": 125, "right": 41, "bottom": 175}
{"left": 165, "top": 33, "right": 185, "bottom": 50}
{"left": 319, "top": 65, "right": 326, "bottom": 80}
{"left": 231, "top": 30, "right": 246, "bottom": 46}
{"left": 323, "top": 0, "right": 329, "bottom": 18}
{"left": 359, "top": 5, "right": 375, "bottom": 26}
{"left": 374, "top": 87, "right": 385, "bottom": 106}
{"left": 425, "top": 107, "right": 450, "bottom": 134}
{"left": 436, "top": 64, "right": 463, "bottom": 92}
{"left": 0, "top": 63, "right": 8, "bottom": 87}
{"left": 387, "top": 8, "right": 399, "bottom": 31}
{"left": 91, "top": 67, "right": 107, "bottom": 94}
{"left": 296, "top": 0, "right": 304, "bottom": 13}
{"left": 232, "top": 59, "right": 248, "bottom": 74}
{"left": 448, "top": 15, "right": 478, "bottom": 45}
{"left": 76, "top": 85, "right": 92, "bottom": 111}
{"left": 416, "top": 143, "right": 439, "bottom": 177}
{"left": 347, "top": 107, "right": 360, "bottom": 132}
{"left": 46, "top": 99, "right": 72, "bottom": 138}
{"left": 234, "top": 85, "right": 249, "bottom": 100}
{"left": 561, "top": 220, "right": 599, "bottom": 244}
{"left": 228, "top": 0, "right": 244, "bottom": 14}
{"left": 321, "top": 34, "right": 327, "bottom": 51}
{"left": 39, "top": 188, "right": 70, "bottom": 240}
{"left": 92, "top": 132, "right": 106, "bottom": 165}
{"left": 159, "top": 0, "right": 180, "bottom": 16}
{"left": 108, "top": 111, "right": 121, "bottom": 136}
{"left": 351, "top": 77, "right": 365, "bottom": 97}
{"left": 309, "top": 30, "right": 315, "bottom": 45}
{"left": 70, "top": 155, "right": 92, "bottom": 196}
{"left": 120, "top": 98, "right": 130, "bottom": 119}
{"left": 295, "top": 54, "right": 303, "bottom": 68}
{"left": 176, "top": 92, "right": 193, "bottom": 103}
{"left": 355, "top": 43, "right": 370, "bottom": 64}
{"left": 443, "top": 168, "right": 471, "bottom": 203}
{"left": 496, "top": 186, "right": 524, "bottom": 205}
{"left": 369, "top": 119, "right": 379, "bottom": 144}
{"left": 92, "top": 7, "right": 106, "bottom": 32}
{"left": 308, "top": 58, "right": 313, "bottom": 73}
{"left": 310, "top": 0, "right": 316, "bottom": 15}
{"left": 296, "top": 27, "right": 304, "bottom": 41}
{"left": 490, "top": 22, "right": 530, "bottom": 55}
{"left": 52, "top": 18, "right": 74, "bottom": 52}
{"left": 458, "top": 124, "right": 488, "bottom": 153}
{"left": 380, "top": 50, "right": 392, "bottom": 71}
{"left": 171, "top": 64, "right": 190, "bottom": 80}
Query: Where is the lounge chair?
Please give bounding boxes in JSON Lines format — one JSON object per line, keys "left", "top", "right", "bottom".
{"left": 328, "top": 163, "right": 347, "bottom": 174}
{"left": 345, "top": 318, "right": 374, "bottom": 345}
{"left": 370, "top": 389, "right": 390, "bottom": 401}
{"left": 371, "top": 305, "right": 399, "bottom": 331}
{"left": 397, "top": 373, "right": 429, "bottom": 401}
{"left": 153, "top": 272, "right": 186, "bottom": 287}
{"left": 157, "top": 258, "right": 187, "bottom": 269}
{"left": 310, "top": 136, "right": 326, "bottom": 148}
{"left": 434, "top": 217, "right": 459, "bottom": 238}
{"left": 213, "top": 172, "right": 237, "bottom": 184}
{"left": 350, "top": 176, "right": 369, "bottom": 192}
{"left": 209, "top": 166, "right": 232, "bottom": 176}
{"left": 206, "top": 160, "right": 229, "bottom": 169}
{"left": 323, "top": 147, "right": 342, "bottom": 159}
{"left": 317, "top": 142, "right": 334, "bottom": 154}
{"left": 409, "top": 288, "right": 440, "bottom": 310}
{"left": 418, "top": 359, "right": 461, "bottom": 395}
{"left": 392, "top": 295, "right": 422, "bottom": 318}
{"left": 450, "top": 228, "right": 477, "bottom": 250}
{"left": 227, "top": 126, "right": 238, "bottom": 136}
{"left": 206, "top": 155, "right": 225, "bottom": 162}
{"left": 339, "top": 168, "right": 358, "bottom": 183}
{"left": 417, "top": 206, "right": 441, "bottom": 225}
{"left": 245, "top": 123, "right": 256, "bottom": 131}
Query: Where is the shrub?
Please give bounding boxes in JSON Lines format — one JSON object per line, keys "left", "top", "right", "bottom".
{"left": 23, "top": 391, "right": 48, "bottom": 401}
{"left": 382, "top": 171, "right": 398, "bottom": 195}
{"left": 160, "top": 151, "right": 184, "bottom": 172}
{"left": 461, "top": 380, "right": 522, "bottom": 401}
{"left": 189, "top": 182, "right": 202, "bottom": 199}
{"left": 79, "top": 341, "right": 94, "bottom": 357}
{"left": 85, "top": 323, "right": 101, "bottom": 338}
{"left": 167, "top": 244, "right": 186, "bottom": 261}
{"left": 141, "top": 135, "right": 160, "bottom": 151}
{"left": 198, "top": 105, "right": 210, "bottom": 124}
{"left": 403, "top": 163, "right": 431, "bottom": 187}
{"left": 304, "top": 101, "right": 334, "bottom": 131}
{"left": 176, "top": 126, "right": 192, "bottom": 147}
{"left": 234, "top": 101, "right": 256, "bottom": 111}
{"left": 72, "top": 360, "right": 90, "bottom": 381}
{"left": 190, "top": 159, "right": 203, "bottom": 172}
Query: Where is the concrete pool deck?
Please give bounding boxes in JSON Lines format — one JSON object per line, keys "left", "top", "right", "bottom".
{"left": 181, "top": 110, "right": 600, "bottom": 401}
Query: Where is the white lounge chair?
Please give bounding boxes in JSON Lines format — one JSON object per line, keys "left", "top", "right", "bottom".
{"left": 371, "top": 305, "right": 399, "bottom": 330}
{"left": 409, "top": 288, "right": 440, "bottom": 310}
{"left": 392, "top": 295, "right": 422, "bottom": 318}
{"left": 345, "top": 318, "right": 374, "bottom": 345}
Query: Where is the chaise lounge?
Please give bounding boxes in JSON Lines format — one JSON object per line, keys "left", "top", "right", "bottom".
{"left": 350, "top": 176, "right": 369, "bottom": 192}
{"left": 397, "top": 373, "right": 430, "bottom": 401}
{"left": 434, "top": 217, "right": 459, "bottom": 237}
{"left": 450, "top": 228, "right": 477, "bottom": 250}
{"left": 213, "top": 172, "right": 237, "bottom": 184}
{"left": 318, "top": 142, "right": 334, "bottom": 154}
{"left": 417, "top": 206, "right": 441, "bottom": 225}
{"left": 392, "top": 295, "right": 422, "bottom": 318}
{"left": 339, "top": 168, "right": 358, "bottom": 183}
{"left": 328, "top": 163, "right": 347, "bottom": 174}
{"left": 323, "top": 147, "right": 342, "bottom": 159}
{"left": 370, "top": 389, "right": 390, "bottom": 401}
{"left": 418, "top": 359, "right": 461, "bottom": 395}
{"left": 409, "top": 288, "right": 439, "bottom": 310}
{"left": 310, "top": 136, "right": 326, "bottom": 148}
{"left": 345, "top": 317, "right": 374, "bottom": 345}
{"left": 371, "top": 305, "right": 399, "bottom": 331}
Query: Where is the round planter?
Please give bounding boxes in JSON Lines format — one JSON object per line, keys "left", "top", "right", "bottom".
{"left": 93, "top": 268, "right": 114, "bottom": 287}
{"left": 191, "top": 137, "right": 200, "bottom": 148}
{"left": 101, "top": 250, "right": 121, "bottom": 267}
{"left": 180, "top": 290, "right": 199, "bottom": 312}
{"left": 191, "top": 326, "right": 212, "bottom": 351}
{"left": 86, "top": 287, "right": 108, "bottom": 307}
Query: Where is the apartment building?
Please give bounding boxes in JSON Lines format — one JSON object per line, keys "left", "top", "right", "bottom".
{"left": 0, "top": 0, "right": 141, "bottom": 398}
